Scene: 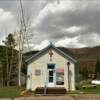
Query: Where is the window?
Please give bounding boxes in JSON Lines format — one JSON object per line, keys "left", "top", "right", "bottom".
{"left": 56, "top": 68, "right": 64, "bottom": 85}
{"left": 35, "top": 69, "right": 41, "bottom": 76}
{"left": 49, "top": 70, "right": 54, "bottom": 82}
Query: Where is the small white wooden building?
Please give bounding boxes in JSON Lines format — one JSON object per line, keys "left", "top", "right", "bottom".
{"left": 25, "top": 43, "right": 76, "bottom": 91}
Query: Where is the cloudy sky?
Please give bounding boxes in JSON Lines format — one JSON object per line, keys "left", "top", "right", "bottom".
{"left": 0, "top": 0, "right": 100, "bottom": 50}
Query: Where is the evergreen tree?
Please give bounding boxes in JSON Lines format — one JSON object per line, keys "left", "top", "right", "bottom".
{"left": 79, "top": 68, "right": 89, "bottom": 80}
{"left": 2, "top": 33, "right": 18, "bottom": 86}
{"left": 95, "top": 60, "right": 100, "bottom": 79}
{"left": 3, "top": 33, "right": 16, "bottom": 48}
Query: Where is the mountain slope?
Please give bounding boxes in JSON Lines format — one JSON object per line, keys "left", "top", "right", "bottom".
{"left": 69, "top": 46, "right": 100, "bottom": 61}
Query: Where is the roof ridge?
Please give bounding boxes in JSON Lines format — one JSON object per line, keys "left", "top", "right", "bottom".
{"left": 25, "top": 43, "right": 76, "bottom": 64}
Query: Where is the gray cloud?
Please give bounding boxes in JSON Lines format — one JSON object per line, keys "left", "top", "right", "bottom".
{"left": 0, "top": 0, "right": 100, "bottom": 48}
{"left": 32, "top": 0, "right": 100, "bottom": 47}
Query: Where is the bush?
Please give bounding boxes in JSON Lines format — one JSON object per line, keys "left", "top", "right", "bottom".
{"left": 76, "top": 83, "right": 81, "bottom": 90}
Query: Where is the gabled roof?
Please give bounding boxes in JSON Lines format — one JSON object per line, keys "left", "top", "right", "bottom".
{"left": 25, "top": 43, "right": 77, "bottom": 64}
{"left": 23, "top": 50, "right": 39, "bottom": 61}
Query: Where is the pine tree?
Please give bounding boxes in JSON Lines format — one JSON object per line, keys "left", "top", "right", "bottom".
{"left": 2, "top": 33, "right": 18, "bottom": 86}
{"left": 95, "top": 60, "right": 100, "bottom": 79}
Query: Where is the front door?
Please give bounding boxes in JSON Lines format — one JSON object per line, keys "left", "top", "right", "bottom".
{"left": 47, "top": 64, "right": 55, "bottom": 87}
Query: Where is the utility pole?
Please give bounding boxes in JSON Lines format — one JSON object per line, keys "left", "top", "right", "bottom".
{"left": 18, "top": 30, "right": 22, "bottom": 87}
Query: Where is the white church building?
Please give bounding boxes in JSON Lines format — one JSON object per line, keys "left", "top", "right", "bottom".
{"left": 25, "top": 43, "right": 76, "bottom": 92}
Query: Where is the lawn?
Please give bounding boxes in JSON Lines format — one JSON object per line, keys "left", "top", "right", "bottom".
{"left": 0, "top": 86, "right": 21, "bottom": 98}
{"left": 69, "top": 86, "right": 100, "bottom": 94}
{"left": 1, "top": 86, "right": 100, "bottom": 98}
{"left": 80, "top": 86, "right": 100, "bottom": 94}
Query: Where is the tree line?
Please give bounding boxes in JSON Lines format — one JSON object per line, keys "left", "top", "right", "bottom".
{"left": 78, "top": 60, "right": 100, "bottom": 81}
{"left": 0, "top": 33, "right": 18, "bottom": 86}
{"left": 0, "top": 33, "right": 100, "bottom": 86}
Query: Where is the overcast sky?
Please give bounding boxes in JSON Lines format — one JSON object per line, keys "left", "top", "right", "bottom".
{"left": 0, "top": 0, "right": 100, "bottom": 50}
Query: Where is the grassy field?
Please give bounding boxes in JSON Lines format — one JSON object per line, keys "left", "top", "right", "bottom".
{"left": 0, "top": 86, "right": 21, "bottom": 98}
{"left": 69, "top": 86, "right": 100, "bottom": 94}
{"left": 80, "top": 86, "right": 100, "bottom": 94}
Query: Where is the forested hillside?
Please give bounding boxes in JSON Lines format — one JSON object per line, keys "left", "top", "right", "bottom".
{"left": 0, "top": 45, "right": 18, "bottom": 86}
{"left": 69, "top": 46, "right": 100, "bottom": 60}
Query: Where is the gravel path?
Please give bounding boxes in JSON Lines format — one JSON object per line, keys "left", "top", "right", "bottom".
{"left": 14, "top": 96, "right": 74, "bottom": 100}
{"left": 1, "top": 94, "right": 100, "bottom": 100}
{"left": 76, "top": 94, "right": 100, "bottom": 100}
{"left": 0, "top": 98, "right": 11, "bottom": 100}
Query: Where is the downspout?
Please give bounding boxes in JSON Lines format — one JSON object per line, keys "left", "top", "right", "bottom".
{"left": 44, "top": 80, "right": 47, "bottom": 95}
{"left": 44, "top": 65, "right": 47, "bottom": 95}
{"left": 30, "top": 73, "right": 32, "bottom": 90}
{"left": 67, "top": 62, "right": 70, "bottom": 92}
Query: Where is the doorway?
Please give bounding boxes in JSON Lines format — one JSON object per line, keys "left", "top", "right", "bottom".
{"left": 47, "top": 64, "right": 55, "bottom": 87}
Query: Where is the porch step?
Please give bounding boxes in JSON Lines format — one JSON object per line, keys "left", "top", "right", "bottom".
{"left": 35, "top": 87, "right": 67, "bottom": 95}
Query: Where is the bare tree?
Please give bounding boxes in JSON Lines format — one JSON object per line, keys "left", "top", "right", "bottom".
{"left": 17, "top": 0, "right": 33, "bottom": 87}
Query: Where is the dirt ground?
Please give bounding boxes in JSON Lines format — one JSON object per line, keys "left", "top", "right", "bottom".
{"left": 75, "top": 94, "right": 100, "bottom": 100}
{"left": 1, "top": 94, "right": 100, "bottom": 100}
{"left": 14, "top": 95, "right": 74, "bottom": 100}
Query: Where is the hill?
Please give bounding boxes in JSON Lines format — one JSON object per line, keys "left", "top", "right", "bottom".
{"left": 69, "top": 46, "right": 100, "bottom": 61}
{"left": 68, "top": 46, "right": 100, "bottom": 73}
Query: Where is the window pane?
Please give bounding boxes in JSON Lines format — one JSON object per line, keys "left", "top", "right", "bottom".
{"left": 56, "top": 73, "right": 64, "bottom": 85}
{"left": 49, "top": 71, "right": 53, "bottom": 76}
{"left": 49, "top": 77, "right": 53, "bottom": 82}
{"left": 48, "top": 64, "right": 55, "bottom": 69}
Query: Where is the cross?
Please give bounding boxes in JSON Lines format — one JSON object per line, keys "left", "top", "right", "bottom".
{"left": 49, "top": 49, "right": 53, "bottom": 61}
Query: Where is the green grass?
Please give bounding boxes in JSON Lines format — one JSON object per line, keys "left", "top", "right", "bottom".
{"left": 0, "top": 86, "right": 21, "bottom": 98}
{"left": 80, "top": 86, "right": 100, "bottom": 94}
{"left": 69, "top": 86, "right": 100, "bottom": 94}
{"left": 1, "top": 86, "right": 100, "bottom": 98}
